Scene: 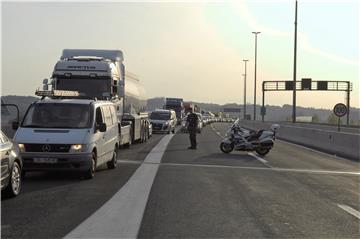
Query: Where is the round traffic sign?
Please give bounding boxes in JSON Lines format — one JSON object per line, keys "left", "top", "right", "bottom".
{"left": 333, "top": 103, "right": 347, "bottom": 117}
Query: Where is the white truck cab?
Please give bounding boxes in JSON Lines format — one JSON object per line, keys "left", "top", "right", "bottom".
{"left": 14, "top": 93, "right": 119, "bottom": 179}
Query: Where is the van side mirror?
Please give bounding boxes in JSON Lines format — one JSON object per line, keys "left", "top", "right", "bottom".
{"left": 97, "top": 123, "right": 107, "bottom": 132}
{"left": 12, "top": 121, "right": 19, "bottom": 130}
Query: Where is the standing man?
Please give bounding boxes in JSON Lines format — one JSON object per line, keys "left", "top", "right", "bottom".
{"left": 186, "top": 109, "right": 199, "bottom": 149}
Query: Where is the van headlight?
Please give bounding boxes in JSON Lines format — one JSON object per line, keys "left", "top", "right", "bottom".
{"left": 18, "top": 144, "right": 25, "bottom": 153}
{"left": 70, "top": 144, "right": 87, "bottom": 153}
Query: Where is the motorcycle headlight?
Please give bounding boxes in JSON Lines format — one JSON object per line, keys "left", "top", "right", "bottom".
{"left": 70, "top": 144, "right": 87, "bottom": 153}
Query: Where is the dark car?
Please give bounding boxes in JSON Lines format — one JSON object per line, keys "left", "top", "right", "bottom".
{"left": 1, "top": 130, "right": 22, "bottom": 197}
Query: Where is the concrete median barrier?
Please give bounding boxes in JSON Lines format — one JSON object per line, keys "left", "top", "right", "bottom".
{"left": 240, "top": 120, "right": 360, "bottom": 160}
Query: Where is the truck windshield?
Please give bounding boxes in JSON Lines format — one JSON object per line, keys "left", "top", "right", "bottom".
{"left": 22, "top": 103, "right": 92, "bottom": 129}
{"left": 150, "top": 112, "right": 170, "bottom": 120}
{"left": 56, "top": 78, "right": 111, "bottom": 99}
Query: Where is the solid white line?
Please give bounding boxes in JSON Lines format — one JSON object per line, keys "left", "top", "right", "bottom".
{"left": 338, "top": 204, "right": 360, "bottom": 219}
{"left": 117, "top": 159, "right": 143, "bottom": 164}
{"left": 160, "top": 162, "right": 360, "bottom": 176}
{"left": 248, "top": 152, "right": 269, "bottom": 165}
{"left": 65, "top": 134, "right": 174, "bottom": 239}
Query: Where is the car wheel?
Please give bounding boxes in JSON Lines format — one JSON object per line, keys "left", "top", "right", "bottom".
{"left": 4, "top": 161, "right": 22, "bottom": 197}
{"left": 107, "top": 147, "right": 117, "bottom": 169}
{"left": 84, "top": 152, "right": 96, "bottom": 179}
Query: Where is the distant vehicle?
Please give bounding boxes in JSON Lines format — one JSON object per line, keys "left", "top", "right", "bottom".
{"left": 164, "top": 98, "right": 184, "bottom": 124}
{"left": 220, "top": 119, "right": 279, "bottom": 156}
{"left": 1, "top": 130, "right": 22, "bottom": 197}
{"left": 180, "top": 113, "right": 203, "bottom": 133}
{"left": 149, "top": 109, "right": 177, "bottom": 134}
{"left": 13, "top": 94, "right": 119, "bottom": 179}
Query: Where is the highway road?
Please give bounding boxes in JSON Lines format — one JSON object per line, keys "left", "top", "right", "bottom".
{"left": 2, "top": 123, "right": 360, "bottom": 238}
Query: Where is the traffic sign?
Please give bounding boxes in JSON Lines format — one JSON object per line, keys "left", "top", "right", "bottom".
{"left": 333, "top": 103, "right": 347, "bottom": 117}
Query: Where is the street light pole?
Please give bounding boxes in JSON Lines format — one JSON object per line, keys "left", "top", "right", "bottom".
{"left": 252, "top": 31, "right": 260, "bottom": 121}
{"left": 243, "top": 59, "right": 249, "bottom": 120}
{"left": 292, "top": 0, "right": 298, "bottom": 123}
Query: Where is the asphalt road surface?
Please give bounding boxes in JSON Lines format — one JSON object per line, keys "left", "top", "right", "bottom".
{"left": 2, "top": 123, "right": 359, "bottom": 238}
{"left": 1, "top": 134, "right": 164, "bottom": 239}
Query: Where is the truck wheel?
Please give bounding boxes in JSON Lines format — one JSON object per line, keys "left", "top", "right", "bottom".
{"left": 84, "top": 152, "right": 96, "bottom": 179}
{"left": 107, "top": 147, "right": 117, "bottom": 169}
{"left": 4, "top": 161, "right": 22, "bottom": 198}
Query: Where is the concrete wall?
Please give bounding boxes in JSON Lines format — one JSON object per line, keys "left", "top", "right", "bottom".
{"left": 240, "top": 120, "right": 360, "bottom": 160}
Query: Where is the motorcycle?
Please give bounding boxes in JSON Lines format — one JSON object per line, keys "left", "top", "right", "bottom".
{"left": 220, "top": 119, "right": 279, "bottom": 156}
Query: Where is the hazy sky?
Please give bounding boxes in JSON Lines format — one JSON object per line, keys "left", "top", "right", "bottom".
{"left": 1, "top": 0, "right": 359, "bottom": 109}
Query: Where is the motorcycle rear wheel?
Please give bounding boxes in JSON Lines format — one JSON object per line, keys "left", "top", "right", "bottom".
{"left": 220, "top": 142, "right": 234, "bottom": 153}
{"left": 255, "top": 148, "right": 270, "bottom": 156}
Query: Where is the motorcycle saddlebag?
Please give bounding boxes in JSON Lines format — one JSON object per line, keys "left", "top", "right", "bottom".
{"left": 259, "top": 139, "right": 274, "bottom": 148}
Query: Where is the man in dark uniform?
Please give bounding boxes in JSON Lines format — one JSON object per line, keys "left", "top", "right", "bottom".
{"left": 186, "top": 109, "right": 199, "bottom": 149}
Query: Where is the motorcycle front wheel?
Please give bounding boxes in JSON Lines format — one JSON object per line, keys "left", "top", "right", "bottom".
{"left": 220, "top": 142, "right": 234, "bottom": 153}
{"left": 255, "top": 148, "right": 270, "bottom": 156}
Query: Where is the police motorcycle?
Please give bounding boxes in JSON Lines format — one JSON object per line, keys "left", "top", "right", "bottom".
{"left": 220, "top": 119, "right": 279, "bottom": 156}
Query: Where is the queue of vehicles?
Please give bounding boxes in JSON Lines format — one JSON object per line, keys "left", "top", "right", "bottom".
{"left": 1, "top": 49, "right": 250, "bottom": 198}
{"left": 1, "top": 49, "right": 153, "bottom": 197}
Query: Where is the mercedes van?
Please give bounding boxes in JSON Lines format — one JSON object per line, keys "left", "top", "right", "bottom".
{"left": 13, "top": 98, "right": 119, "bottom": 179}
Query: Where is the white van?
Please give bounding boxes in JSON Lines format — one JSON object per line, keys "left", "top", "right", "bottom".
{"left": 149, "top": 109, "right": 177, "bottom": 134}
{"left": 13, "top": 98, "right": 119, "bottom": 179}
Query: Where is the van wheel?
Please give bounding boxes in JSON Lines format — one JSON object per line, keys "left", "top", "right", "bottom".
{"left": 4, "top": 161, "right": 22, "bottom": 198}
{"left": 107, "top": 147, "right": 117, "bottom": 169}
{"left": 84, "top": 152, "right": 96, "bottom": 179}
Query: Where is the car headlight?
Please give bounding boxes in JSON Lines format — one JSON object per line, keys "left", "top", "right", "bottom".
{"left": 18, "top": 144, "right": 25, "bottom": 153}
{"left": 69, "top": 144, "right": 87, "bottom": 153}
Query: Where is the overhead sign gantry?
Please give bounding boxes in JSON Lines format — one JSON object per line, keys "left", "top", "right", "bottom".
{"left": 261, "top": 79, "right": 352, "bottom": 125}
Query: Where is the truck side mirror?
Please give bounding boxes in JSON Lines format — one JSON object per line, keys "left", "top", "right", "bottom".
{"left": 12, "top": 121, "right": 19, "bottom": 130}
{"left": 97, "top": 123, "right": 107, "bottom": 132}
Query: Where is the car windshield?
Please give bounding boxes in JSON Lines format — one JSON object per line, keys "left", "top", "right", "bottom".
{"left": 150, "top": 112, "right": 170, "bottom": 120}
{"left": 22, "top": 103, "right": 92, "bottom": 128}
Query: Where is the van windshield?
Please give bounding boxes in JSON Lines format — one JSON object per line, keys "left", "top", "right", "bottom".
{"left": 22, "top": 103, "right": 92, "bottom": 128}
{"left": 150, "top": 112, "right": 170, "bottom": 120}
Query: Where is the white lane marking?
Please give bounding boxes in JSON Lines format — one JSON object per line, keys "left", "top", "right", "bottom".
{"left": 65, "top": 134, "right": 174, "bottom": 239}
{"left": 248, "top": 152, "right": 270, "bottom": 165}
{"left": 117, "top": 159, "right": 143, "bottom": 164}
{"left": 159, "top": 162, "right": 360, "bottom": 176}
{"left": 278, "top": 139, "right": 351, "bottom": 161}
{"left": 338, "top": 204, "right": 360, "bottom": 219}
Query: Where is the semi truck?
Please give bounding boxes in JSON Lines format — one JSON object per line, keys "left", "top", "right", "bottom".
{"left": 51, "top": 49, "right": 149, "bottom": 144}
{"left": 164, "top": 98, "right": 184, "bottom": 123}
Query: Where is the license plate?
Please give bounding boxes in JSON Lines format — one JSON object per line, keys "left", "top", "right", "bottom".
{"left": 33, "top": 158, "right": 58, "bottom": 164}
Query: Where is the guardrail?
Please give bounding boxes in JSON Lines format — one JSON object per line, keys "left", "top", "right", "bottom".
{"left": 240, "top": 120, "right": 360, "bottom": 160}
